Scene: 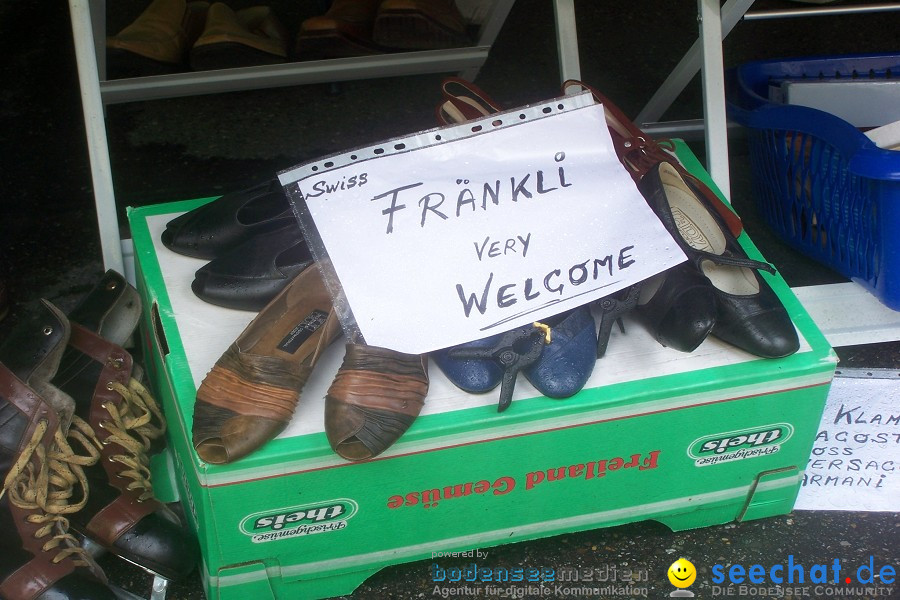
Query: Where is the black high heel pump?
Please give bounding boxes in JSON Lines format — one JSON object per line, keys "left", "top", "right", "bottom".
{"left": 639, "top": 162, "right": 799, "bottom": 359}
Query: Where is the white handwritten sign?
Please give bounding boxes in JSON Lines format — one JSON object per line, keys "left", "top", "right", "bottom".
{"left": 795, "top": 373, "right": 900, "bottom": 512}
{"left": 279, "top": 94, "right": 685, "bottom": 355}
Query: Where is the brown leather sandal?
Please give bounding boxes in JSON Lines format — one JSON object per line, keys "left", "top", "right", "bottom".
{"left": 193, "top": 263, "right": 342, "bottom": 464}
{"left": 325, "top": 344, "right": 428, "bottom": 461}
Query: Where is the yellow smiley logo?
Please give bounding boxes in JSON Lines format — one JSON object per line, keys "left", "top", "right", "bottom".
{"left": 667, "top": 558, "right": 697, "bottom": 588}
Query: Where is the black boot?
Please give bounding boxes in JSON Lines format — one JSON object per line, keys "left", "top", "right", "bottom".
{"left": 51, "top": 275, "right": 199, "bottom": 582}
{"left": 67, "top": 270, "right": 142, "bottom": 349}
{"left": 0, "top": 300, "right": 117, "bottom": 600}
{"left": 65, "top": 270, "right": 166, "bottom": 452}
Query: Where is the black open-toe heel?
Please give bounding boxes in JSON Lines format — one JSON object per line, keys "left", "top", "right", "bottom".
{"left": 639, "top": 162, "right": 800, "bottom": 359}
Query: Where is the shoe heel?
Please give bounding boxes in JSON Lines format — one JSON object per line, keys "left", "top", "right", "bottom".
{"left": 595, "top": 284, "right": 642, "bottom": 358}
{"left": 634, "top": 265, "right": 718, "bottom": 353}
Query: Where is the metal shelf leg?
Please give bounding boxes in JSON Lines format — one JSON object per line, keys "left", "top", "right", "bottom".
{"left": 697, "top": 0, "right": 731, "bottom": 200}
{"left": 68, "top": 0, "right": 125, "bottom": 274}
{"left": 553, "top": 0, "right": 582, "bottom": 83}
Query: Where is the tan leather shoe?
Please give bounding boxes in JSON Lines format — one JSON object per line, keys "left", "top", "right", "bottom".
{"left": 325, "top": 344, "right": 428, "bottom": 461}
{"left": 107, "top": 0, "right": 209, "bottom": 73}
{"left": 373, "top": 0, "right": 468, "bottom": 50}
{"left": 190, "top": 3, "right": 288, "bottom": 71}
{"left": 193, "top": 264, "right": 342, "bottom": 464}
{"left": 296, "top": 0, "right": 384, "bottom": 59}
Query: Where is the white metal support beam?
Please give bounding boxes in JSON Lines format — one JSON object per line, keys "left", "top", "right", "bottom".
{"left": 697, "top": 0, "right": 731, "bottom": 199}
{"left": 553, "top": 0, "right": 582, "bottom": 83}
{"left": 69, "top": 0, "right": 125, "bottom": 274}
{"left": 636, "top": 0, "right": 755, "bottom": 126}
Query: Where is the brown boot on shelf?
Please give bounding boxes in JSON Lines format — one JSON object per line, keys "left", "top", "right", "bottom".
{"left": 295, "top": 0, "right": 384, "bottom": 59}
{"left": 373, "top": 0, "right": 469, "bottom": 50}
{"left": 190, "top": 3, "right": 288, "bottom": 71}
{"left": 107, "top": 0, "right": 209, "bottom": 76}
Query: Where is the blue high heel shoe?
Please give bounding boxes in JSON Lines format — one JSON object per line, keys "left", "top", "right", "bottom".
{"left": 431, "top": 332, "right": 506, "bottom": 395}
{"left": 433, "top": 304, "right": 597, "bottom": 410}
{"left": 522, "top": 305, "right": 597, "bottom": 399}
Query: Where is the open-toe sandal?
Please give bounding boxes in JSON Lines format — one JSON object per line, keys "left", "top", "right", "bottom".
{"left": 325, "top": 344, "right": 428, "bottom": 461}
{"left": 192, "top": 263, "right": 342, "bottom": 464}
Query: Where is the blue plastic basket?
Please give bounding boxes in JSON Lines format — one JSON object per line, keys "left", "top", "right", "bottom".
{"left": 726, "top": 53, "right": 900, "bottom": 310}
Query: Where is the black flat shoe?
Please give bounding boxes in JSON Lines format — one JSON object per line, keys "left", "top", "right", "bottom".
{"left": 161, "top": 179, "right": 294, "bottom": 259}
{"left": 639, "top": 162, "right": 800, "bottom": 359}
{"left": 192, "top": 222, "right": 313, "bottom": 311}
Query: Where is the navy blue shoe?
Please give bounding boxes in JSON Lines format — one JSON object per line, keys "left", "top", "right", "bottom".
{"left": 431, "top": 332, "right": 505, "bottom": 395}
{"left": 523, "top": 305, "right": 597, "bottom": 399}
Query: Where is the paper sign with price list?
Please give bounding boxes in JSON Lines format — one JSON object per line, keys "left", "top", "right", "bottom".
{"left": 795, "top": 372, "right": 900, "bottom": 511}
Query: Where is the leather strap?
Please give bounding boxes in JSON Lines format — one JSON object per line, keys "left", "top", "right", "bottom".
{"left": 0, "top": 552, "right": 75, "bottom": 600}
{"left": 437, "top": 76, "right": 503, "bottom": 125}
{"left": 328, "top": 344, "right": 428, "bottom": 417}
{"left": 86, "top": 494, "right": 156, "bottom": 544}
{"left": 198, "top": 360, "right": 308, "bottom": 421}
{"left": 562, "top": 78, "right": 744, "bottom": 238}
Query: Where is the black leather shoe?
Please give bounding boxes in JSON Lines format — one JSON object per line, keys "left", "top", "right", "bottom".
{"left": 639, "top": 162, "right": 799, "bottom": 359}
{"left": 636, "top": 264, "right": 718, "bottom": 353}
{"left": 192, "top": 222, "right": 313, "bottom": 311}
{"left": 161, "top": 178, "right": 294, "bottom": 259}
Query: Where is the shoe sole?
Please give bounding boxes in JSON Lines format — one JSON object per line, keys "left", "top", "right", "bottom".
{"left": 106, "top": 47, "right": 183, "bottom": 77}
{"left": 190, "top": 42, "right": 286, "bottom": 71}
{"left": 295, "top": 30, "right": 386, "bottom": 59}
